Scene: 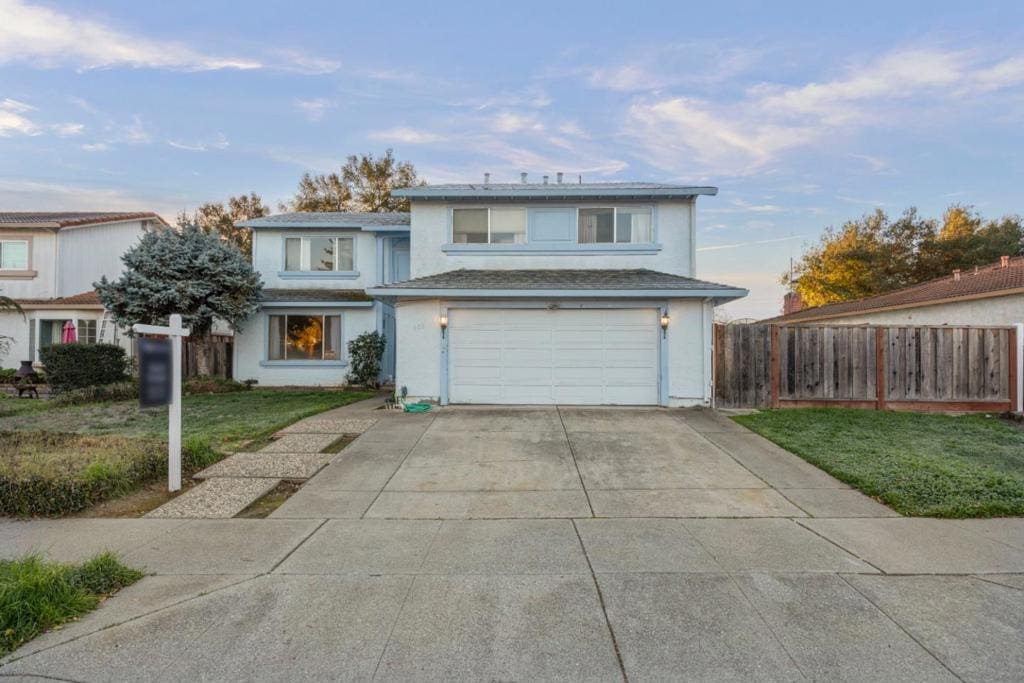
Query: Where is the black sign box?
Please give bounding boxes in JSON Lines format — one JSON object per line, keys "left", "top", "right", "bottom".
{"left": 138, "top": 337, "right": 173, "bottom": 408}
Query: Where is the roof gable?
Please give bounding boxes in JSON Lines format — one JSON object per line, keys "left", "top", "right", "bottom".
{"left": 0, "top": 212, "right": 167, "bottom": 229}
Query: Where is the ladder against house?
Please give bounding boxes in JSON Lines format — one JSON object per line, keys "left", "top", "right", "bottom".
{"left": 97, "top": 310, "right": 118, "bottom": 345}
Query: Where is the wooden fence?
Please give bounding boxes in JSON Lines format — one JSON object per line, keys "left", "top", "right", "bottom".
{"left": 715, "top": 323, "right": 1020, "bottom": 412}
{"left": 134, "top": 334, "right": 233, "bottom": 379}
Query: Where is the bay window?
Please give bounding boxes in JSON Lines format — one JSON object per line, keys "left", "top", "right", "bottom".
{"left": 283, "top": 236, "right": 355, "bottom": 272}
{"left": 578, "top": 207, "right": 653, "bottom": 244}
{"left": 267, "top": 313, "right": 342, "bottom": 361}
{"left": 0, "top": 239, "right": 29, "bottom": 270}
{"left": 452, "top": 208, "right": 527, "bottom": 245}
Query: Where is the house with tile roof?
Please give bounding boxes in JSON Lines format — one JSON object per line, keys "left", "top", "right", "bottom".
{"left": 0, "top": 211, "right": 169, "bottom": 369}
{"left": 765, "top": 255, "right": 1024, "bottom": 326}
{"left": 234, "top": 176, "right": 748, "bottom": 405}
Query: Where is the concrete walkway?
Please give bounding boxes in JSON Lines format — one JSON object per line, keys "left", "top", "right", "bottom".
{"left": 1, "top": 404, "right": 1022, "bottom": 681}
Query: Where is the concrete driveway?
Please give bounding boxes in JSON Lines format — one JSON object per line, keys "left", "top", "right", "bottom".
{"left": 2, "top": 405, "right": 1024, "bottom": 681}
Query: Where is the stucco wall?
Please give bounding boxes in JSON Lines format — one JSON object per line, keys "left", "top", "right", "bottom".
{"left": 251, "top": 229, "right": 380, "bottom": 289}
{"left": 393, "top": 299, "right": 443, "bottom": 400}
{"left": 667, "top": 299, "right": 713, "bottom": 407}
{"left": 804, "top": 294, "right": 1024, "bottom": 327}
{"left": 233, "top": 306, "right": 377, "bottom": 386}
{"left": 409, "top": 200, "right": 696, "bottom": 279}
{"left": 392, "top": 297, "right": 713, "bottom": 406}
{"left": 57, "top": 220, "right": 146, "bottom": 296}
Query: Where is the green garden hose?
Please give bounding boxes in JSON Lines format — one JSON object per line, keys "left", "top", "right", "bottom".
{"left": 402, "top": 402, "right": 432, "bottom": 413}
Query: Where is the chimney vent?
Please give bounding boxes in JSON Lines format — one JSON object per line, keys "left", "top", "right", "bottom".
{"left": 953, "top": 269, "right": 961, "bottom": 281}
{"left": 556, "top": 172, "right": 563, "bottom": 184}
{"left": 1001, "top": 255, "right": 1010, "bottom": 268}
{"left": 542, "top": 175, "right": 549, "bottom": 184}
{"left": 483, "top": 172, "right": 490, "bottom": 185}
{"left": 520, "top": 172, "right": 528, "bottom": 184}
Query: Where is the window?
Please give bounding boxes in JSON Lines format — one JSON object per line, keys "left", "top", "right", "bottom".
{"left": 267, "top": 314, "right": 341, "bottom": 361}
{"left": 283, "top": 237, "right": 355, "bottom": 272}
{"left": 0, "top": 240, "right": 29, "bottom": 270}
{"left": 77, "top": 319, "right": 97, "bottom": 344}
{"left": 452, "top": 208, "right": 526, "bottom": 245}
{"left": 578, "top": 207, "right": 653, "bottom": 244}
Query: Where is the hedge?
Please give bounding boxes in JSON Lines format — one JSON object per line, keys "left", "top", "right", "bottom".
{"left": 39, "top": 344, "right": 129, "bottom": 391}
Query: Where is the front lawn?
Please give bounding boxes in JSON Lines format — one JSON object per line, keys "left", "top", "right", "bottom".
{"left": 733, "top": 409, "right": 1024, "bottom": 518}
{"left": 0, "top": 389, "right": 375, "bottom": 516}
{"left": 0, "top": 553, "right": 142, "bottom": 656}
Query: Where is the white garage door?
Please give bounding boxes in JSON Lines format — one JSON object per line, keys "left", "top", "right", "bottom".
{"left": 448, "top": 307, "right": 660, "bottom": 405}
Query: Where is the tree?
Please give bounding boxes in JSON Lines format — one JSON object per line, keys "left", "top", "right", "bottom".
{"left": 0, "top": 292, "right": 24, "bottom": 357}
{"left": 285, "top": 150, "right": 424, "bottom": 213}
{"left": 177, "top": 192, "right": 269, "bottom": 257}
{"left": 786, "top": 205, "right": 1023, "bottom": 308}
{"left": 95, "top": 224, "right": 263, "bottom": 376}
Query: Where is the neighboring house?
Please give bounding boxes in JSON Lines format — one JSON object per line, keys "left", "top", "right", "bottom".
{"left": 0, "top": 211, "right": 169, "bottom": 369}
{"left": 365, "top": 180, "right": 747, "bottom": 406}
{"left": 232, "top": 212, "right": 411, "bottom": 386}
{"left": 765, "top": 255, "right": 1024, "bottom": 326}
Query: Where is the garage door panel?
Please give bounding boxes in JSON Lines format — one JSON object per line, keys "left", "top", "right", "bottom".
{"left": 449, "top": 308, "right": 659, "bottom": 405}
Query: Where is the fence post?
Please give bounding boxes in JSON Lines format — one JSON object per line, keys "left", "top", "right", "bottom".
{"left": 874, "top": 327, "right": 887, "bottom": 410}
{"left": 770, "top": 325, "right": 780, "bottom": 409}
{"left": 1013, "top": 323, "right": 1023, "bottom": 414}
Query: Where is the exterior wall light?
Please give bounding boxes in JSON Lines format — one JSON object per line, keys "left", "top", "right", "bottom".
{"left": 660, "top": 312, "right": 670, "bottom": 337}
{"left": 439, "top": 313, "right": 448, "bottom": 337}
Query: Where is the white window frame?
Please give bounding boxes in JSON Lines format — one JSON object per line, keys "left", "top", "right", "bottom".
{"left": 76, "top": 319, "right": 98, "bottom": 344}
{"left": 0, "top": 239, "right": 30, "bottom": 270}
{"left": 577, "top": 206, "right": 654, "bottom": 245}
{"left": 282, "top": 236, "right": 356, "bottom": 272}
{"left": 265, "top": 312, "right": 344, "bottom": 363}
{"left": 451, "top": 207, "right": 527, "bottom": 245}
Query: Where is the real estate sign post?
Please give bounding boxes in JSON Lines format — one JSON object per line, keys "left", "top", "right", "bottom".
{"left": 133, "top": 314, "right": 190, "bottom": 492}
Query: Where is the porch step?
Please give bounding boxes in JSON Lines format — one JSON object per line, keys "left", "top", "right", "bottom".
{"left": 145, "top": 478, "right": 280, "bottom": 519}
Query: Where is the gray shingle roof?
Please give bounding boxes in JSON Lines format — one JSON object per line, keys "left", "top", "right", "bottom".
{"left": 261, "top": 289, "right": 373, "bottom": 303}
{"left": 392, "top": 182, "right": 717, "bottom": 200}
{"left": 0, "top": 212, "right": 167, "bottom": 228}
{"left": 237, "top": 212, "right": 410, "bottom": 230}
{"left": 368, "top": 269, "right": 746, "bottom": 299}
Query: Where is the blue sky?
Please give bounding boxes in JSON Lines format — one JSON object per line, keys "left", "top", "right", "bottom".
{"left": 2, "top": 0, "right": 1023, "bottom": 317}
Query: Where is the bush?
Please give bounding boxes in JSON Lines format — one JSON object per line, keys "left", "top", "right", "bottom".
{"left": 184, "top": 376, "right": 250, "bottom": 394}
{"left": 346, "top": 331, "right": 386, "bottom": 387}
{"left": 0, "top": 368, "right": 15, "bottom": 384}
{"left": 52, "top": 381, "right": 138, "bottom": 406}
{"left": 40, "top": 344, "right": 129, "bottom": 391}
{"left": 0, "top": 553, "right": 142, "bottom": 655}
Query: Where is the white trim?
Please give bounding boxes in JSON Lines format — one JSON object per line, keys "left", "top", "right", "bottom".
{"left": 368, "top": 287, "right": 748, "bottom": 299}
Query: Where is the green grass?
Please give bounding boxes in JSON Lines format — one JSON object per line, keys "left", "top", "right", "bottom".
{"left": 0, "top": 389, "right": 375, "bottom": 451}
{"left": 0, "top": 389, "right": 375, "bottom": 515}
{"left": 733, "top": 409, "right": 1024, "bottom": 518}
{"left": 0, "top": 553, "right": 142, "bottom": 656}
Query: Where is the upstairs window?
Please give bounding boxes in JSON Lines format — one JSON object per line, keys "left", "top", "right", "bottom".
{"left": 0, "top": 239, "right": 29, "bottom": 270}
{"left": 283, "top": 236, "right": 355, "bottom": 272}
{"left": 578, "top": 207, "right": 653, "bottom": 244}
{"left": 452, "top": 208, "right": 526, "bottom": 245}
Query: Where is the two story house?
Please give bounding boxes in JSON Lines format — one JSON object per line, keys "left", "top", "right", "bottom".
{"left": 0, "top": 211, "right": 169, "bottom": 369}
{"left": 365, "top": 179, "right": 746, "bottom": 407}
{"left": 234, "top": 180, "right": 746, "bottom": 406}
{"left": 232, "top": 212, "right": 411, "bottom": 385}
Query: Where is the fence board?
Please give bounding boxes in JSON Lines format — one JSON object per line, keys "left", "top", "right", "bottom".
{"left": 714, "top": 323, "right": 1012, "bottom": 411}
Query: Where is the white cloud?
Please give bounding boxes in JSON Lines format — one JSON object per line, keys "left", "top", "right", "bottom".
{"left": 626, "top": 46, "right": 1024, "bottom": 176}
{"left": 368, "top": 126, "right": 447, "bottom": 145}
{"left": 0, "top": 97, "right": 39, "bottom": 136}
{"left": 119, "top": 115, "right": 150, "bottom": 144}
{"left": 0, "top": 0, "right": 261, "bottom": 70}
{"left": 271, "top": 50, "right": 340, "bottom": 75}
{"left": 51, "top": 121, "right": 83, "bottom": 136}
{"left": 167, "top": 132, "right": 229, "bottom": 152}
{"left": 81, "top": 142, "right": 109, "bottom": 152}
{"left": 490, "top": 112, "right": 544, "bottom": 134}
{"left": 588, "top": 64, "right": 667, "bottom": 92}
{"left": 293, "top": 98, "right": 332, "bottom": 122}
